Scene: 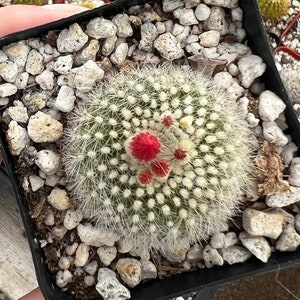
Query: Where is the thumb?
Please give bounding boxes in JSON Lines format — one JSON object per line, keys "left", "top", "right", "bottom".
{"left": 0, "top": 4, "right": 88, "bottom": 37}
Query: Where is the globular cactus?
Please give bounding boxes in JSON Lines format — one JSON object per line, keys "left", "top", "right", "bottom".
{"left": 257, "top": 0, "right": 290, "bottom": 21}
{"left": 62, "top": 65, "right": 252, "bottom": 251}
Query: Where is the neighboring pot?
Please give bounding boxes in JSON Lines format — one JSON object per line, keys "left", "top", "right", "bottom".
{"left": 1, "top": 0, "right": 300, "bottom": 299}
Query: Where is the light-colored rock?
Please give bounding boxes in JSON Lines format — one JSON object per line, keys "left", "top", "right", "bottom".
{"left": 72, "top": 60, "right": 104, "bottom": 92}
{"left": 56, "top": 270, "right": 73, "bottom": 288}
{"left": 203, "top": 0, "right": 238, "bottom": 8}
{"left": 262, "top": 121, "right": 289, "bottom": 146}
{"left": 129, "top": 241, "right": 150, "bottom": 261}
{"left": 202, "top": 244, "right": 224, "bottom": 268}
{"left": 58, "top": 257, "right": 71, "bottom": 270}
{"left": 173, "top": 8, "right": 198, "bottom": 25}
{"left": 66, "top": 242, "right": 79, "bottom": 256}
{"left": 242, "top": 208, "right": 284, "bottom": 239}
{"left": 84, "top": 275, "right": 95, "bottom": 287}
{"left": 110, "top": 43, "right": 128, "bottom": 66}
{"left": 186, "top": 244, "right": 203, "bottom": 263}
{"left": 77, "top": 223, "right": 119, "bottom": 247}
{"left": 195, "top": 3, "right": 210, "bottom": 21}
{"left": 276, "top": 226, "right": 300, "bottom": 251}
{"left": 138, "top": 10, "right": 160, "bottom": 22}
{"left": 231, "top": 7, "right": 243, "bottom": 21}
{"left": 6, "top": 120, "right": 29, "bottom": 155}
{"left": 154, "top": 33, "right": 184, "bottom": 61}
{"left": 27, "top": 111, "right": 63, "bottom": 143}
{"left": 47, "top": 187, "right": 71, "bottom": 210}
{"left": 0, "top": 61, "right": 18, "bottom": 82}
{"left": 112, "top": 14, "right": 133, "bottom": 38}
{"left": 96, "top": 268, "right": 130, "bottom": 300}
{"left": 76, "top": 39, "right": 100, "bottom": 65}
{"left": 84, "top": 260, "right": 98, "bottom": 275}
{"left": 3, "top": 42, "right": 31, "bottom": 72}
{"left": 7, "top": 105, "right": 28, "bottom": 123}
{"left": 289, "top": 157, "right": 300, "bottom": 187}
{"left": 238, "top": 55, "right": 266, "bottom": 88}
{"left": 220, "top": 246, "right": 252, "bottom": 265}
{"left": 86, "top": 17, "right": 117, "bottom": 39}
{"left": 199, "top": 30, "right": 220, "bottom": 47}
{"left": 57, "top": 23, "right": 88, "bottom": 53}
{"left": 45, "top": 174, "right": 60, "bottom": 187}
{"left": 44, "top": 210, "right": 55, "bottom": 226}
{"left": 102, "top": 35, "right": 117, "bottom": 56}
{"left": 23, "top": 90, "right": 50, "bottom": 112}
{"left": 0, "top": 83, "right": 17, "bottom": 97}
{"left": 35, "top": 149, "right": 60, "bottom": 175}
{"left": 239, "top": 231, "right": 271, "bottom": 263}
{"left": 258, "top": 90, "right": 286, "bottom": 122}
{"left": 266, "top": 186, "right": 300, "bottom": 207}
{"left": 217, "top": 42, "right": 250, "bottom": 59}
{"left": 139, "top": 22, "right": 158, "bottom": 52}
{"left": 162, "top": 0, "right": 184, "bottom": 12}
{"left": 210, "top": 232, "right": 225, "bottom": 249}
{"left": 25, "top": 49, "right": 44, "bottom": 75}
{"left": 246, "top": 113, "right": 260, "bottom": 127}
{"left": 0, "top": 50, "right": 8, "bottom": 63}
{"left": 141, "top": 261, "right": 157, "bottom": 280}
{"left": 117, "top": 237, "right": 134, "bottom": 253}
{"left": 116, "top": 258, "right": 142, "bottom": 287}
{"left": 97, "top": 246, "right": 117, "bottom": 266}
{"left": 156, "top": 22, "right": 166, "bottom": 34}
{"left": 0, "top": 98, "right": 9, "bottom": 106}
{"left": 204, "top": 6, "right": 228, "bottom": 35}
{"left": 281, "top": 142, "right": 298, "bottom": 165}
{"left": 29, "top": 175, "right": 44, "bottom": 192}
{"left": 74, "top": 243, "right": 90, "bottom": 267}
{"left": 53, "top": 55, "right": 74, "bottom": 74}
{"left": 55, "top": 86, "right": 76, "bottom": 112}
{"left": 237, "top": 96, "right": 249, "bottom": 118}
{"left": 51, "top": 225, "right": 68, "bottom": 240}
{"left": 35, "top": 69, "right": 54, "bottom": 90}
{"left": 213, "top": 71, "right": 233, "bottom": 89}
{"left": 64, "top": 209, "right": 83, "bottom": 230}
{"left": 185, "top": 0, "right": 201, "bottom": 8}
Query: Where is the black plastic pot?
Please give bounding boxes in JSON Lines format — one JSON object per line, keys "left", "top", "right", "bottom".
{"left": 1, "top": 0, "right": 300, "bottom": 299}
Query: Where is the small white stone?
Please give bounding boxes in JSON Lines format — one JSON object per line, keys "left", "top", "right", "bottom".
{"left": 6, "top": 120, "right": 29, "bottom": 155}
{"left": 47, "top": 187, "right": 71, "bottom": 210}
{"left": 154, "top": 33, "right": 184, "bottom": 61}
{"left": 25, "top": 49, "right": 44, "bottom": 75}
{"left": 194, "top": 3, "right": 211, "bottom": 21}
{"left": 238, "top": 55, "right": 266, "bottom": 88}
{"left": 231, "top": 7, "right": 243, "bottom": 21}
{"left": 84, "top": 275, "right": 95, "bottom": 287}
{"left": 45, "top": 174, "right": 60, "bottom": 187}
{"left": 35, "top": 69, "right": 54, "bottom": 90}
{"left": 84, "top": 260, "right": 98, "bottom": 275}
{"left": 262, "top": 121, "right": 289, "bottom": 146}
{"left": 55, "top": 86, "right": 76, "bottom": 112}
{"left": 76, "top": 39, "right": 100, "bottom": 65}
{"left": 246, "top": 113, "right": 260, "bottom": 127}
{"left": 281, "top": 142, "right": 298, "bottom": 165}
{"left": 202, "top": 244, "right": 224, "bottom": 268}
{"left": 102, "top": 36, "right": 117, "bottom": 56}
{"left": 35, "top": 149, "right": 60, "bottom": 175}
{"left": 220, "top": 246, "right": 252, "bottom": 265}
{"left": 96, "top": 268, "right": 131, "bottom": 300}
{"left": 66, "top": 242, "right": 79, "bottom": 256}
{"left": 203, "top": 0, "right": 238, "bottom": 8}
{"left": 0, "top": 98, "right": 9, "bottom": 106}
{"left": 199, "top": 30, "right": 220, "bottom": 47}
{"left": 29, "top": 175, "right": 44, "bottom": 192}
{"left": 74, "top": 243, "right": 90, "bottom": 267}
{"left": 97, "top": 246, "right": 117, "bottom": 266}
{"left": 266, "top": 186, "right": 300, "bottom": 207}
{"left": 141, "top": 261, "right": 157, "bottom": 280}
{"left": 53, "top": 55, "right": 73, "bottom": 74}
{"left": 162, "top": 0, "right": 184, "bottom": 12}
{"left": 56, "top": 270, "right": 73, "bottom": 288}
{"left": 63, "top": 209, "right": 83, "bottom": 230}
{"left": 204, "top": 6, "right": 228, "bottom": 35}
{"left": 110, "top": 43, "right": 128, "bottom": 66}
{"left": 239, "top": 231, "right": 271, "bottom": 263}
{"left": 7, "top": 105, "right": 28, "bottom": 123}
{"left": 112, "top": 14, "right": 133, "bottom": 38}
{"left": 57, "top": 23, "right": 88, "bottom": 53}
{"left": 0, "top": 61, "right": 18, "bottom": 82}
{"left": 129, "top": 241, "right": 150, "bottom": 261}
{"left": 117, "top": 237, "right": 134, "bottom": 253}
{"left": 276, "top": 226, "right": 300, "bottom": 251}
{"left": 160, "top": 235, "right": 190, "bottom": 262}
{"left": 86, "top": 17, "right": 117, "bottom": 39}
{"left": 224, "top": 232, "right": 238, "bottom": 248}
{"left": 186, "top": 244, "right": 203, "bottom": 263}
{"left": 217, "top": 42, "right": 250, "bottom": 59}
{"left": 44, "top": 211, "right": 55, "bottom": 226}
{"left": 258, "top": 90, "right": 286, "bottom": 122}
{"left": 58, "top": 257, "right": 71, "bottom": 270}
{"left": 77, "top": 223, "right": 119, "bottom": 247}
{"left": 289, "top": 157, "right": 300, "bottom": 187}
{"left": 213, "top": 71, "right": 233, "bottom": 90}
{"left": 27, "top": 111, "right": 63, "bottom": 143}
{"left": 116, "top": 258, "right": 142, "bottom": 287}
{"left": 173, "top": 8, "right": 198, "bottom": 25}
{"left": 0, "top": 50, "right": 8, "bottom": 63}
{"left": 139, "top": 22, "right": 158, "bottom": 52}
{"left": 210, "top": 232, "right": 225, "bottom": 249}
{"left": 0, "top": 83, "right": 17, "bottom": 97}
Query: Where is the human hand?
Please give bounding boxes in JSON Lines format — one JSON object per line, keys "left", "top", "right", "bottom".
{"left": 18, "top": 288, "right": 45, "bottom": 300}
{"left": 0, "top": 4, "right": 88, "bottom": 37}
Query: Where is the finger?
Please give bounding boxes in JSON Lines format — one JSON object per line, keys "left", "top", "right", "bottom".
{"left": 18, "top": 287, "right": 45, "bottom": 300}
{"left": 0, "top": 4, "right": 88, "bottom": 37}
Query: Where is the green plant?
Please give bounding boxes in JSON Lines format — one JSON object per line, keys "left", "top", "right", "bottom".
{"left": 62, "top": 65, "right": 252, "bottom": 251}
{"left": 257, "top": 0, "right": 290, "bottom": 21}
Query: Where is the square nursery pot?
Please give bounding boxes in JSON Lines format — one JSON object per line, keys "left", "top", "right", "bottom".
{"left": 1, "top": 0, "right": 300, "bottom": 299}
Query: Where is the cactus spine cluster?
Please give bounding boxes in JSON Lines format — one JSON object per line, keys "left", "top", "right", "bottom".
{"left": 258, "top": 0, "right": 290, "bottom": 21}
{"left": 62, "top": 65, "right": 252, "bottom": 250}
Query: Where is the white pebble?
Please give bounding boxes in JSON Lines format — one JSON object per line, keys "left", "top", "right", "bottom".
{"left": 63, "top": 209, "right": 83, "bottom": 230}
{"left": 110, "top": 43, "right": 128, "bottom": 66}
{"left": 141, "top": 261, "right": 157, "bottom": 280}
{"left": 266, "top": 186, "right": 300, "bottom": 207}
{"left": 202, "top": 244, "right": 224, "bottom": 268}
{"left": 288, "top": 157, "right": 300, "bottom": 187}
{"left": 276, "top": 226, "right": 300, "bottom": 251}
{"left": 262, "top": 121, "right": 289, "bottom": 146}
{"left": 6, "top": 120, "right": 29, "bottom": 155}
{"left": 84, "top": 260, "right": 98, "bottom": 275}
{"left": 35, "top": 69, "right": 54, "bottom": 90}
{"left": 86, "top": 17, "right": 117, "bottom": 39}
{"left": 112, "top": 14, "right": 133, "bottom": 38}
{"left": 55, "top": 86, "right": 76, "bottom": 112}
{"left": 74, "top": 243, "right": 90, "bottom": 267}
{"left": 56, "top": 270, "right": 73, "bottom": 288}
{"left": 173, "top": 8, "right": 198, "bottom": 25}
{"left": 199, "top": 30, "right": 220, "bottom": 47}
{"left": 220, "top": 246, "right": 252, "bottom": 265}
{"left": 0, "top": 83, "right": 17, "bottom": 97}
{"left": 47, "top": 187, "right": 71, "bottom": 210}
{"left": 35, "top": 149, "right": 60, "bottom": 175}
{"left": 29, "top": 175, "right": 44, "bottom": 192}
{"left": 53, "top": 55, "right": 73, "bottom": 74}
{"left": 97, "top": 246, "right": 117, "bottom": 266}
{"left": 116, "top": 258, "right": 142, "bottom": 287}
{"left": 194, "top": 3, "right": 211, "bottom": 21}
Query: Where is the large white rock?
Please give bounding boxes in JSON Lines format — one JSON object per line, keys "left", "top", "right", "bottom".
{"left": 55, "top": 86, "right": 76, "bottom": 112}
{"left": 116, "top": 258, "right": 142, "bottom": 287}
{"left": 74, "top": 243, "right": 90, "bottom": 267}
{"left": 6, "top": 120, "right": 29, "bottom": 155}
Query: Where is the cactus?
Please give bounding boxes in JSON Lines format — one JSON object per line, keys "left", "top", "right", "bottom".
{"left": 257, "top": 0, "right": 290, "bottom": 21}
{"left": 62, "top": 65, "right": 252, "bottom": 250}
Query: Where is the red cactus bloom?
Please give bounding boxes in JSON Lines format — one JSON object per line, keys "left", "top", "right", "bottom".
{"left": 151, "top": 160, "right": 170, "bottom": 177}
{"left": 138, "top": 170, "right": 153, "bottom": 185}
{"left": 130, "top": 132, "right": 161, "bottom": 162}
{"left": 174, "top": 148, "right": 187, "bottom": 160}
{"left": 162, "top": 115, "right": 173, "bottom": 127}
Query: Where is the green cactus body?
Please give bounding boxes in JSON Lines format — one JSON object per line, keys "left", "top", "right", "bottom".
{"left": 63, "top": 65, "right": 252, "bottom": 250}
{"left": 258, "top": 0, "right": 290, "bottom": 21}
